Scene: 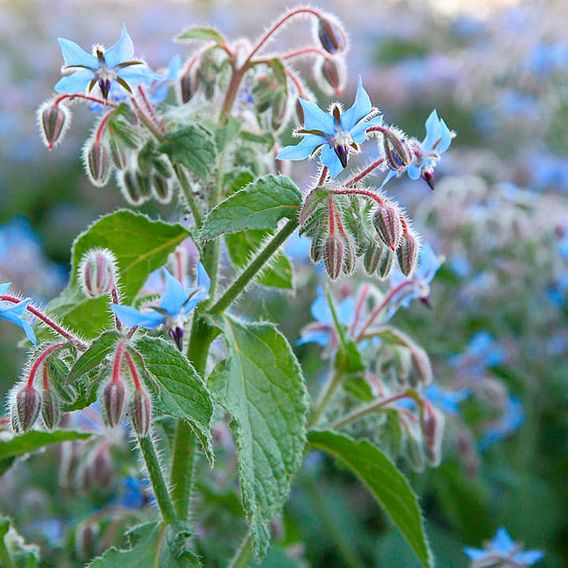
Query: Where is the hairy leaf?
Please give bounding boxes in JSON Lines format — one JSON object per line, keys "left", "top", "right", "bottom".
{"left": 68, "top": 331, "right": 120, "bottom": 383}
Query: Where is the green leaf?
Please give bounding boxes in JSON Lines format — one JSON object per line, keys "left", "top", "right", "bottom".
{"left": 48, "top": 210, "right": 190, "bottom": 338}
{"left": 68, "top": 331, "right": 120, "bottom": 383}
{"left": 0, "top": 430, "right": 92, "bottom": 476}
{"left": 209, "top": 316, "right": 308, "bottom": 558}
{"left": 200, "top": 175, "right": 302, "bottom": 240}
{"left": 88, "top": 522, "right": 200, "bottom": 568}
{"left": 134, "top": 336, "right": 214, "bottom": 462}
{"left": 225, "top": 230, "right": 294, "bottom": 289}
{"left": 159, "top": 124, "right": 217, "bottom": 179}
{"left": 308, "top": 430, "right": 433, "bottom": 568}
{"left": 176, "top": 26, "right": 226, "bottom": 44}
{"left": 0, "top": 516, "right": 40, "bottom": 568}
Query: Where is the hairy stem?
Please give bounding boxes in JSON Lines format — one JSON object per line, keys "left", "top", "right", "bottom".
{"left": 169, "top": 420, "right": 197, "bottom": 520}
{"left": 227, "top": 533, "right": 253, "bottom": 568}
{"left": 308, "top": 365, "right": 344, "bottom": 428}
{"left": 173, "top": 164, "right": 203, "bottom": 228}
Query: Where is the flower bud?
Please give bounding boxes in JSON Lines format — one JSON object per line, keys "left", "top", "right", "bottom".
{"left": 90, "top": 445, "right": 113, "bottom": 489}
{"left": 75, "top": 522, "right": 99, "bottom": 561}
{"left": 271, "top": 90, "right": 289, "bottom": 132}
{"left": 316, "top": 16, "right": 346, "bottom": 54}
{"left": 372, "top": 202, "right": 402, "bottom": 251}
{"left": 109, "top": 137, "right": 129, "bottom": 170}
{"left": 396, "top": 230, "right": 420, "bottom": 277}
{"left": 310, "top": 238, "right": 324, "bottom": 264}
{"left": 421, "top": 405, "right": 445, "bottom": 467}
{"left": 131, "top": 389, "right": 152, "bottom": 437}
{"left": 84, "top": 139, "right": 112, "bottom": 187}
{"left": 382, "top": 130, "right": 413, "bottom": 172}
{"left": 15, "top": 386, "right": 41, "bottom": 432}
{"left": 317, "top": 57, "right": 345, "bottom": 96}
{"left": 363, "top": 242, "right": 382, "bottom": 274}
{"left": 41, "top": 388, "right": 62, "bottom": 430}
{"left": 324, "top": 234, "right": 344, "bottom": 280}
{"left": 342, "top": 234, "right": 356, "bottom": 275}
{"left": 410, "top": 344, "right": 433, "bottom": 386}
{"left": 37, "top": 102, "right": 71, "bottom": 150}
{"left": 404, "top": 423, "right": 426, "bottom": 473}
{"left": 179, "top": 69, "right": 194, "bottom": 104}
{"left": 151, "top": 173, "right": 173, "bottom": 204}
{"left": 377, "top": 248, "right": 395, "bottom": 279}
{"left": 102, "top": 380, "right": 126, "bottom": 428}
{"left": 79, "top": 248, "right": 117, "bottom": 298}
{"left": 118, "top": 169, "right": 146, "bottom": 206}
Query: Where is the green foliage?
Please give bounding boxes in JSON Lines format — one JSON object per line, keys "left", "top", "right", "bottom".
{"left": 209, "top": 316, "right": 308, "bottom": 558}
{"left": 200, "top": 175, "right": 302, "bottom": 240}
{"left": 0, "top": 516, "right": 40, "bottom": 568}
{"left": 308, "top": 430, "right": 434, "bottom": 568}
{"left": 176, "top": 26, "right": 226, "bottom": 44}
{"left": 68, "top": 331, "right": 120, "bottom": 383}
{"left": 48, "top": 210, "right": 191, "bottom": 338}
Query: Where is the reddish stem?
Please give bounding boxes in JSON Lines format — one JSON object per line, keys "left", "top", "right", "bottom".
{"left": 399, "top": 213, "right": 410, "bottom": 234}
{"left": 282, "top": 46, "right": 332, "bottom": 61}
{"left": 27, "top": 342, "right": 67, "bottom": 388}
{"left": 349, "top": 284, "right": 371, "bottom": 337}
{"left": 95, "top": 111, "right": 114, "bottom": 145}
{"left": 330, "top": 187, "right": 385, "bottom": 206}
{"left": 124, "top": 350, "right": 143, "bottom": 391}
{"left": 42, "top": 366, "right": 49, "bottom": 390}
{"left": 328, "top": 197, "right": 336, "bottom": 236}
{"left": 137, "top": 85, "right": 164, "bottom": 132}
{"left": 285, "top": 67, "right": 308, "bottom": 99}
{"left": 112, "top": 340, "right": 126, "bottom": 383}
{"left": 53, "top": 93, "right": 117, "bottom": 108}
{"left": 0, "top": 295, "right": 86, "bottom": 348}
{"left": 345, "top": 157, "right": 386, "bottom": 186}
{"left": 316, "top": 166, "right": 330, "bottom": 187}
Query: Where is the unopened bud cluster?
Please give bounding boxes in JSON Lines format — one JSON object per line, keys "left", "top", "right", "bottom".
{"left": 79, "top": 248, "right": 118, "bottom": 298}
{"left": 300, "top": 187, "right": 421, "bottom": 280}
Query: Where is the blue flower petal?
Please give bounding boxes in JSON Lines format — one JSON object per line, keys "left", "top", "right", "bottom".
{"left": 320, "top": 144, "right": 344, "bottom": 178}
{"left": 436, "top": 118, "right": 453, "bottom": 153}
{"left": 111, "top": 304, "right": 164, "bottom": 329}
{"left": 160, "top": 269, "right": 187, "bottom": 316}
{"left": 422, "top": 110, "right": 441, "bottom": 150}
{"left": 117, "top": 65, "right": 161, "bottom": 87}
{"left": 196, "top": 262, "right": 211, "bottom": 295}
{"left": 54, "top": 70, "right": 95, "bottom": 94}
{"left": 514, "top": 550, "right": 545, "bottom": 564}
{"left": 57, "top": 38, "right": 98, "bottom": 68}
{"left": 463, "top": 547, "right": 486, "bottom": 560}
{"left": 341, "top": 77, "right": 373, "bottom": 131}
{"left": 104, "top": 24, "right": 135, "bottom": 69}
{"left": 492, "top": 528, "right": 517, "bottom": 554}
{"left": 0, "top": 300, "right": 36, "bottom": 345}
{"left": 336, "top": 296, "right": 356, "bottom": 326}
{"left": 277, "top": 135, "right": 325, "bottom": 161}
{"left": 406, "top": 163, "right": 422, "bottom": 180}
{"left": 379, "top": 169, "right": 399, "bottom": 189}
{"left": 350, "top": 114, "right": 383, "bottom": 144}
{"left": 310, "top": 288, "right": 332, "bottom": 325}
{"left": 298, "top": 329, "right": 331, "bottom": 348}
{"left": 299, "top": 99, "right": 335, "bottom": 134}
{"left": 0, "top": 283, "right": 11, "bottom": 295}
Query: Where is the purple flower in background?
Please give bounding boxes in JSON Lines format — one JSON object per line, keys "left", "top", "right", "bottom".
{"left": 55, "top": 25, "right": 157, "bottom": 100}
{"left": 478, "top": 395, "right": 524, "bottom": 451}
{"left": 277, "top": 77, "right": 383, "bottom": 178}
{"left": 464, "top": 527, "right": 544, "bottom": 566}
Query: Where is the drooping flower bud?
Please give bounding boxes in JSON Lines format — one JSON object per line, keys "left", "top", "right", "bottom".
{"left": 324, "top": 234, "right": 344, "bottom": 280}
{"left": 310, "top": 238, "right": 324, "bottom": 264}
{"left": 271, "top": 90, "right": 289, "bottom": 132}
{"left": 179, "top": 69, "right": 194, "bottom": 104}
{"left": 84, "top": 138, "right": 112, "bottom": 187}
{"left": 102, "top": 380, "right": 126, "bottom": 428}
{"left": 37, "top": 101, "right": 71, "bottom": 150}
{"left": 382, "top": 129, "right": 413, "bottom": 172}
{"left": 90, "top": 445, "right": 114, "bottom": 489}
{"left": 363, "top": 242, "right": 382, "bottom": 274}
{"left": 421, "top": 405, "right": 445, "bottom": 467}
{"left": 15, "top": 385, "right": 41, "bottom": 432}
{"left": 377, "top": 248, "right": 395, "bottom": 279}
{"left": 151, "top": 173, "right": 173, "bottom": 204}
{"left": 316, "top": 15, "right": 347, "bottom": 54}
{"left": 410, "top": 343, "right": 433, "bottom": 387}
{"left": 75, "top": 522, "right": 99, "bottom": 561}
{"left": 118, "top": 169, "right": 146, "bottom": 206}
{"left": 403, "top": 419, "right": 426, "bottom": 473}
{"left": 109, "top": 137, "right": 129, "bottom": 170}
{"left": 79, "top": 248, "right": 117, "bottom": 298}
{"left": 372, "top": 201, "right": 402, "bottom": 251}
{"left": 41, "top": 388, "right": 62, "bottom": 430}
{"left": 341, "top": 234, "right": 356, "bottom": 275}
{"left": 396, "top": 230, "right": 420, "bottom": 277}
{"left": 131, "top": 389, "right": 152, "bottom": 436}
{"left": 316, "top": 57, "right": 345, "bottom": 96}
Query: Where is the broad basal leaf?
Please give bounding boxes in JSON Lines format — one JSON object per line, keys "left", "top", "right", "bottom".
{"left": 134, "top": 336, "right": 214, "bottom": 462}
{"left": 209, "top": 316, "right": 308, "bottom": 558}
{"left": 200, "top": 175, "right": 302, "bottom": 240}
{"left": 308, "top": 430, "right": 434, "bottom": 568}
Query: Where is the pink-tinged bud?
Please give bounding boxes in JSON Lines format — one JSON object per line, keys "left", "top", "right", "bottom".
{"left": 118, "top": 169, "right": 145, "bottom": 206}
{"left": 342, "top": 235, "right": 356, "bottom": 275}
{"left": 402, "top": 420, "right": 425, "bottom": 473}
{"left": 91, "top": 445, "right": 113, "bottom": 489}
{"left": 75, "top": 522, "right": 99, "bottom": 561}
{"left": 396, "top": 230, "right": 420, "bottom": 277}
{"left": 372, "top": 202, "right": 402, "bottom": 251}
{"left": 421, "top": 405, "right": 445, "bottom": 467}
{"left": 317, "top": 58, "right": 345, "bottom": 96}
{"left": 421, "top": 167, "right": 435, "bottom": 190}
{"left": 41, "top": 388, "right": 62, "bottom": 430}
{"left": 131, "top": 389, "right": 152, "bottom": 436}
{"left": 382, "top": 130, "right": 412, "bottom": 172}
{"left": 378, "top": 248, "right": 394, "bottom": 279}
{"left": 37, "top": 102, "right": 71, "bottom": 150}
{"left": 109, "top": 137, "right": 129, "bottom": 170}
{"left": 316, "top": 16, "right": 347, "bottom": 54}
{"left": 15, "top": 386, "right": 41, "bottom": 432}
{"left": 151, "top": 173, "right": 173, "bottom": 204}
{"left": 180, "top": 70, "right": 194, "bottom": 104}
{"left": 410, "top": 343, "right": 433, "bottom": 386}
{"left": 84, "top": 139, "right": 112, "bottom": 187}
{"left": 102, "top": 380, "right": 126, "bottom": 428}
{"left": 324, "top": 234, "right": 344, "bottom": 280}
{"left": 79, "top": 248, "right": 117, "bottom": 298}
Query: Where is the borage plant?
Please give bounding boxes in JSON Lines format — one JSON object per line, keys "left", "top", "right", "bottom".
{"left": 2, "top": 6, "right": 453, "bottom": 566}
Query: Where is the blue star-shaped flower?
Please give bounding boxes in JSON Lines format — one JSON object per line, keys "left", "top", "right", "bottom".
{"left": 277, "top": 77, "right": 383, "bottom": 178}
{"left": 111, "top": 264, "right": 210, "bottom": 350}
{"left": 478, "top": 395, "right": 524, "bottom": 452}
{"left": 382, "top": 109, "right": 453, "bottom": 189}
{"left": 464, "top": 528, "right": 544, "bottom": 566}
{"left": 55, "top": 24, "right": 158, "bottom": 100}
{"left": 0, "top": 283, "right": 36, "bottom": 344}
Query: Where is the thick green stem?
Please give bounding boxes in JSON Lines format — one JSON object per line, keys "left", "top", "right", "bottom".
{"left": 227, "top": 533, "right": 253, "bottom": 568}
{"left": 169, "top": 421, "right": 197, "bottom": 520}
{"left": 138, "top": 435, "right": 176, "bottom": 522}
{"left": 173, "top": 164, "right": 203, "bottom": 228}
{"left": 308, "top": 365, "right": 344, "bottom": 429}
{"left": 210, "top": 218, "right": 298, "bottom": 315}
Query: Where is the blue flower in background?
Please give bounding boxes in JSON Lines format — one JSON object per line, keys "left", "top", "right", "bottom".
{"left": 449, "top": 331, "right": 506, "bottom": 375}
{"left": 55, "top": 25, "right": 158, "bottom": 100}
{"left": 277, "top": 77, "right": 383, "bottom": 178}
{"left": 112, "top": 265, "right": 210, "bottom": 350}
{"left": 464, "top": 527, "right": 544, "bottom": 566}
{"left": 119, "top": 476, "right": 153, "bottom": 509}
{"left": 478, "top": 395, "right": 524, "bottom": 451}
{"left": 298, "top": 287, "right": 355, "bottom": 348}
{"left": 151, "top": 55, "right": 181, "bottom": 104}
{"left": 422, "top": 384, "right": 470, "bottom": 415}
{"left": 0, "top": 283, "right": 36, "bottom": 344}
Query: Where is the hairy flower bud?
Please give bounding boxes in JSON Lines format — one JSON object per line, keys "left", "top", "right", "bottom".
{"left": 271, "top": 90, "right": 289, "bottom": 132}
{"left": 41, "top": 388, "right": 62, "bottom": 430}
{"left": 421, "top": 405, "right": 445, "bottom": 467}
{"left": 310, "top": 237, "right": 324, "bottom": 264}
{"left": 118, "top": 169, "right": 147, "bottom": 206}
{"left": 397, "top": 230, "right": 420, "bottom": 277}
{"left": 84, "top": 139, "right": 112, "bottom": 187}
{"left": 75, "top": 522, "right": 99, "bottom": 561}
{"left": 109, "top": 137, "right": 129, "bottom": 170}
{"left": 410, "top": 344, "right": 433, "bottom": 386}
{"left": 363, "top": 242, "right": 383, "bottom": 274}
{"left": 324, "top": 234, "right": 344, "bottom": 280}
{"left": 102, "top": 380, "right": 126, "bottom": 428}
{"left": 15, "top": 385, "right": 41, "bottom": 432}
{"left": 37, "top": 102, "right": 71, "bottom": 150}
{"left": 377, "top": 248, "right": 395, "bottom": 279}
{"left": 131, "top": 389, "right": 152, "bottom": 436}
{"left": 179, "top": 69, "right": 194, "bottom": 104}
{"left": 79, "top": 248, "right": 117, "bottom": 298}
{"left": 342, "top": 234, "right": 356, "bottom": 275}
{"left": 382, "top": 129, "right": 413, "bottom": 172}
{"left": 403, "top": 421, "right": 426, "bottom": 473}
{"left": 316, "top": 16, "right": 346, "bottom": 54}
{"left": 372, "top": 202, "right": 402, "bottom": 251}
{"left": 317, "top": 57, "right": 345, "bottom": 96}
{"left": 151, "top": 173, "right": 173, "bottom": 204}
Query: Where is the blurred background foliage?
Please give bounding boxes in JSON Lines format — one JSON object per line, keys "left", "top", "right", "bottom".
{"left": 0, "top": 0, "right": 567, "bottom": 566}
